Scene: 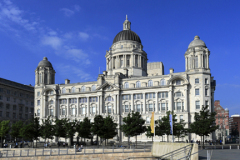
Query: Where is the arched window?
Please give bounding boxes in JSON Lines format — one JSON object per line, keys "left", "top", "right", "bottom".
{"left": 62, "top": 88, "right": 66, "bottom": 94}
{"left": 160, "top": 79, "right": 165, "bottom": 86}
{"left": 148, "top": 80, "right": 153, "bottom": 87}
{"left": 106, "top": 96, "right": 113, "bottom": 101}
{"left": 71, "top": 87, "right": 75, "bottom": 93}
{"left": 136, "top": 81, "right": 141, "bottom": 88}
{"left": 49, "top": 100, "right": 54, "bottom": 105}
{"left": 91, "top": 85, "right": 96, "bottom": 91}
{"left": 124, "top": 82, "right": 129, "bottom": 89}
{"left": 81, "top": 86, "right": 85, "bottom": 92}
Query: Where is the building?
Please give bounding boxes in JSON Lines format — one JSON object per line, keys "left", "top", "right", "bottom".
{"left": 0, "top": 78, "right": 34, "bottom": 124}
{"left": 229, "top": 114, "right": 240, "bottom": 138}
{"left": 34, "top": 17, "right": 216, "bottom": 142}
{"left": 214, "top": 100, "right": 229, "bottom": 141}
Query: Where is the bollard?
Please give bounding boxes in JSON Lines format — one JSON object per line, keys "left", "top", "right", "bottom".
{"left": 238, "top": 145, "right": 239, "bottom": 150}
{"left": 42, "top": 149, "right": 44, "bottom": 156}
{"left": 222, "top": 146, "right": 223, "bottom": 149}
{"left": 112, "top": 145, "right": 114, "bottom": 153}
{"left": 144, "top": 144, "right": 145, "bottom": 152}
{"left": 27, "top": 149, "right": 29, "bottom": 156}
{"left": 20, "top": 150, "right": 22, "bottom": 157}
{"left": 93, "top": 148, "right": 95, "bottom": 154}
{"left": 6, "top": 150, "right": 8, "bottom": 157}
{"left": 50, "top": 148, "right": 52, "bottom": 156}
{"left": 74, "top": 145, "right": 75, "bottom": 149}
{"left": 10, "top": 145, "right": 11, "bottom": 148}
{"left": 230, "top": 145, "right": 231, "bottom": 150}
{"left": 13, "top": 150, "right": 15, "bottom": 157}
{"left": 67, "top": 148, "right": 68, "bottom": 155}
{"left": 35, "top": 149, "right": 36, "bottom": 156}
{"left": 58, "top": 148, "right": 60, "bottom": 155}
{"left": 84, "top": 147, "right": 86, "bottom": 155}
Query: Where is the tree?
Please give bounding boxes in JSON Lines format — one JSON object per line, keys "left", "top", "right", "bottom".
{"left": 91, "top": 115, "right": 104, "bottom": 146}
{"left": 121, "top": 111, "right": 146, "bottom": 148}
{"left": 40, "top": 116, "right": 54, "bottom": 142}
{"left": 77, "top": 117, "right": 92, "bottom": 143}
{"left": 100, "top": 115, "right": 117, "bottom": 146}
{"left": 64, "top": 119, "right": 77, "bottom": 146}
{"left": 174, "top": 119, "right": 187, "bottom": 142}
{"left": 189, "top": 105, "right": 218, "bottom": 148}
{"left": 19, "top": 123, "right": 33, "bottom": 141}
{"left": 145, "top": 126, "right": 154, "bottom": 142}
{"left": 155, "top": 120, "right": 165, "bottom": 141}
{"left": 0, "top": 120, "right": 10, "bottom": 148}
{"left": 54, "top": 118, "right": 68, "bottom": 141}
{"left": 31, "top": 115, "right": 42, "bottom": 147}
{"left": 10, "top": 121, "right": 23, "bottom": 142}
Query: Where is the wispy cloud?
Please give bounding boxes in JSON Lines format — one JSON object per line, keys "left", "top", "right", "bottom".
{"left": 56, "top": 64, "right": 92, "bottom": 81}
{"left": 0, "top": 0, "right": 91, "bottom": 80}
{"left": 60, "top": 5, "right": 80, "bottom": 17}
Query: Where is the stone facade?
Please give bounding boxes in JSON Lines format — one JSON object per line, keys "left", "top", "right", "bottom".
{"left": 34, "top": 17, "right": 216, "bottom": 142}
{"left": 0, "top": 78, "right": 34, "bottom": 132}
{"left": 214, "top": 100, "right": 229, "bottom": 141}
{"left": 229, "top": 115, "right": 240, "bottom": 137}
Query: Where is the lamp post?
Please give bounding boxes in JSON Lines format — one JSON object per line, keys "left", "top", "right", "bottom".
{"left": 222, "top": 124, "right": 225, "bottom": 145}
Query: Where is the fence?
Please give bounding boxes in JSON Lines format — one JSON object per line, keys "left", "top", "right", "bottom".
{"left": 0, "top": 145, "right": 151, "bottom": 158}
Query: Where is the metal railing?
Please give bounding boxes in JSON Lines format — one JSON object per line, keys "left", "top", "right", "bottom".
{"left": 0, "top": 145, "right": 151, "bottom": 158}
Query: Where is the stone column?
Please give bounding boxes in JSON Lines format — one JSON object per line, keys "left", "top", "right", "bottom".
{"left": 87, "top": 97, "right": 90, "bottom": 116}
{"left": 114, "top": 95, "right": 117, "bottom": 114}
{"left": 207, "top": 54, "right": 209, "bottom": 69}
{"left": 184, "top": 86, "right": 188, "bottom": 112}
{"left": 143, "top": 93, "right": 146, "bottom": 113}
{"left": 155, "top": 92, "right": 158, "bottom": 112}
{"left": 35, "top": 72, "right": 39, "bottom": 85}
{"left": 117, "top": 94, "right": 120, "bottom": 114}
{"left": 42, "top": 97, "right": 45, "bottom": 118}
{"left": 67, "top": 98, "right": 69, "bottom": 117}
{"left": 185, "top": 57, "right": 188, "bottom": 71}
{"left": 133, "top": 55, "right": 135, "bottom": 67}
{"left": 131, "top": 94, "right": 134, "bottom": 112}
{"left": 169, "top": 87, "right": 172, "bottom": 111}
{"left": 111, "top": 57, "right": 113, "bottom": 70}
{"left": 77, "top": 98, "right": 79, "bottom": 116}
{"left": 139, "top": 55, "right": 141, "bottom": 67}
{"left": 100, "top": 95, "right": 102, "bottom": 114}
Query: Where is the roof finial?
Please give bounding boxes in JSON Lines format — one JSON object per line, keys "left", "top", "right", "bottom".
{"left": 126, "top": 15, "right": 128, "bottom": 20}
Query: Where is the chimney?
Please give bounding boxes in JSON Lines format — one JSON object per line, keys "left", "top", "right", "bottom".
{"left": 170, "top": 68, "right": 174, "bottom": 74}
{"left": 65, "top": 79, "right": 70, "bottom": 84}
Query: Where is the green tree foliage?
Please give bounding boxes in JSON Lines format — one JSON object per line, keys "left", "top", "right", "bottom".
{"left": 54, "top": 118, "right": 68, "bottom": 140}
{"left": 91, "top": 115, "right": 104, "bottom": 146}
{"left": 145, "top": 126, "right": 154, "bottom": 142}
{"left": 100, "top": 115, "right": 117, "bottom": 146}
{"left": 77, "top": 117, "right": 92, "bottom": 142}
{"left": 155, "top": 120, "right": 165, "bottom": 141}
{"left": 10, "top": 121, "right": 23, "bottom": 142}
{"left": 189, "top": 105, "right": 218, "bottom": 148}
{"left": 65, "top": 119, "right": 77, "bottom": 145}
{"left": 121, "top": 111, "right": 146, "bottom": 147}
{"left": 19, "top": 123, "right": 33, "bottom": 141}
{"left": 40, "top": 116, "right": 54, "bottom": 142}
{"left": 0, "top": 120, "right": 10, "bottom": 148}
{"left": 174, "top": 119, "right": 187, "bottom": 141}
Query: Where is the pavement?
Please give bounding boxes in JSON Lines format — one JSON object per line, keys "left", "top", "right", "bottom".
{"left": 199, "top": 149, "right": 240, "bottom": 160}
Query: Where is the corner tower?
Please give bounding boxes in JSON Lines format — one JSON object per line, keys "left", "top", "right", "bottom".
{"left": 35, "top": 57, "right": 55, "bottom": 86}
{"left": 105, "top": 16, "right": 148, "bottom": 77}
{"left": 185, "top": 35, "right": 210, "bottom": 72}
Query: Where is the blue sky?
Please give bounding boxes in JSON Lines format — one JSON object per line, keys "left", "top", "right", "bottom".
{"left": 0, "top": 0, "right": 239, "bottom": 116}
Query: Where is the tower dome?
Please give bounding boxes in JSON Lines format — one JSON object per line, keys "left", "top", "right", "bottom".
{"left": 112, "top": 15, "right": 141, "bottom": 44}
{"left": 37, "top": 57, "right": 53, "bottom": 69}
{"left": 188, "top": 35, "right": 206, "bottom": 49}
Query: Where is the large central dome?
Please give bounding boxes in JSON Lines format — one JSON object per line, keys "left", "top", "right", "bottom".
{"left": 112, "top": 16, "right": 141, "bottom": 44}
{"left": 113, "top": 30, "right": 141, "bottom": 44}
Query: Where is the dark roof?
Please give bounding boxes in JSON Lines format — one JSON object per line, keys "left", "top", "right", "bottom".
{"left": 113, "top": 30, "right": 141, "bottom": 44}
{"left": 37, "top": 57, "right": 53, "bottom": 69}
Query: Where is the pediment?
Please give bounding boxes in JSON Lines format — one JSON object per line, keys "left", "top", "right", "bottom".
{"left": 96, "top": 82, "right": 119, "bottom": 91}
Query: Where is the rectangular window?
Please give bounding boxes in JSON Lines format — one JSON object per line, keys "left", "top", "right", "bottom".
{"left": 82, "top": 108, "right": 86, "bottom": 114}
{"left": 14, "top": 98, "right": 16, "bottom": 102}
{"left": 0, "top": 88, "right": 2, "bottom": 92}
{"left": 149, "top": 104, "right": 153, "bottom": 111}
{"left": 176, "top": 92, "right": 182, "bottom": 97}
{"left": 19, "top": 114, "right": 22, "bottom": 119}
{"left": 70, "top": 98, "right": 77, "bottom": 103}
{"left": 13, "top": 113, "right": 16, "bottom": 119}
{"left": 60, "top": 99, "right": 67, "bottom": 104}
{"left": 177, "top": 102, "right": 181, "bottom": 110}
{"left": 25, "top": 114, "right": 28, "bottom": 119}
{"left": 205, "top": 101, "right": 209, "bottom": 106}
{"left": 25, "top": 107, "right": 28, "bottom": 113}
{"left": 31, "top": 108, "right": 34, "bottom": 113}
{"left": 62, "top": 108, "right": 65, "bottom": 115}
{"left": 50, "top": 109, "right": 54, "bottom": 116}
{"left": 7, "top": 90, "right": 10, "bottom": 94}
{"left": 125, "top": 105, "right": 129, "bottom": 112}
{"left": 205, "top": 89, "right": 208, "bottom": 96}
{"left": 205, "top": 78, "right": 208, "bottom": 84}
{"left": 137, "top": 104, "right": 141, "bottom": 112}
{"left": 195, "top": 78, "right": 199, "bottom": 84}
{"left": 37, "top": 100, "right": 40, "bottom": 106}
{"left": 134, "top": 94, "right": 143, "bottom": 100}
{"left": 6, "top": 104, "right": 10, "bottom": 109}
{"left": 180, "top": 115, "right": 183, "bottom": 121}
{"left": 0, "top": 95, "right": 2, "bottom": 100}
{"left": 7, "top": 97, "right": 10, "bottom": 101}
{"left": 161, "top": 103, "right": 166, "bottom": 110}
{"left": 126, "top": 59, "right": 130, "bottom": 67}
{"left": 146, "top": 93, "right": 155, "bottom": 99}
{"left": 31, "top": 102, "right": 34, "bottom": 106}
{"left": 195, "top": 89, "right": 199, "bottom": 96}
{"left": 196, "top": 101, "right": 200, "bottom": 109}
{"left": 71, "top": 108, "right": 75, "bottom": 115}
{"left": 146, "top": 117, "right": 150, "bottom": 124}
{"left": 6, "top": 112, "right": 9, "bottom": 117}
{"left": 0, "top": 111, "right": 2, "bottom": 117}
{"left": 13, "top": 105, "right": 16, "bottom": 110}
{"left": 122, "top": 95, "right": 131, "bottom": 100}
{"left": 37, "top": 92, "right": 40, "bottom": 96}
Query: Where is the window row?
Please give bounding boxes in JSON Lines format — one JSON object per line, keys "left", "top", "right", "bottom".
{"left": 62, "top": 85, "right": 96, "bottom": 94}
{"left": 59, "top": 97, "right": 98, "bottom": 104}
{"left": 195, "top": 78, "right": 209, "bottom": 84}
{"left": 0, "top": 112, "right": 29, "bottom": 119}
{"left": 195, "top": 88, "right": 208, "bottom": 96}
{"left": 0, "top": 88, "right": 33, "bottom": 99}
{"left": 123, "top": 79, "right": 167, "bottom": 89}
{"left": 0, "top": 96, "right": 33, "bottom": 105}
{"left": 0, "top": 103, "right": 33, "bottom": 112}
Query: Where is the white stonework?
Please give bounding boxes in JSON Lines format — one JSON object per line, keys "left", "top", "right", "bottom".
{"left": 35, "top": 17, "right": 216, "bottom": 142}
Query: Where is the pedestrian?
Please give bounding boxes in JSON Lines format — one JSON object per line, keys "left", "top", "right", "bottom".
{"left": 81, "top": 144, "right": 83, "bottom": 149}
{"left": 63, "top": 142, "right": 65, "bottom": 148}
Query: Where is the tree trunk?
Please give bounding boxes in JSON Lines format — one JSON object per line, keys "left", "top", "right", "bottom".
{"left": 105, "top": 138, "right": 106, "bottom": 146}
{"left": 167, "top": 135, "right": 169, "bottom": 142}
{"left": 203, "top": 136, "right": 205, "bottom": 149}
